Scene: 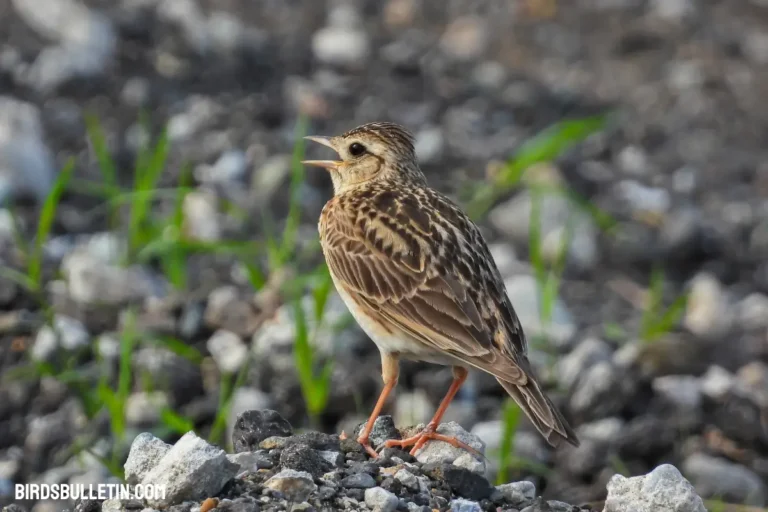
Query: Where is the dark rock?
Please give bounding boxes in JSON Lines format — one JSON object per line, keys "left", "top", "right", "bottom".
{"left": 166, "top": 503, "right": 195, "bottom": 512}
{"left": 278, "top": 443, "right": 332, "bottom": 478}
{"left": 377, "top": 447, "right": 416, "bottom": 464}
{"left": 380, "top": 476, "right": 402, "bottom": 495}
{"left": 347, "top": 461, "right": 380, "bottom": 477}
{"left": 346, "top": 488, "right": 365, "bottom": 501}
{"left": 616, "top": 416, "right": 678, "bottom": 459}
{"left": 340, "top": 437, "right": 364, "bottom": 453}
{"left": 73, "top": 499, "right": 103, "bottom": 512}
{"left": 341, "top": 472, "right": 377, "bottom": 489}
{"left": 422, "top": 464, "right": 493, "bottom": 501}
{"left": 232, "top": 410, "right": 293, "bottom": 453}
{"left": 520, "top": 498, "right": 554, "bottom": 512}
{"left": 317, "top": 485, "right": 337, "bottom": 500}
{"left": 353, "top": 415, "right": 401, "bottom": 447}
{"left": 283, "top": 431, "right": 340, "bottom": 451}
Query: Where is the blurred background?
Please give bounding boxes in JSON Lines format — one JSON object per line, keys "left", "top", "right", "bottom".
{"left": 0, "top": 0, "right": 767, "bottom": 509}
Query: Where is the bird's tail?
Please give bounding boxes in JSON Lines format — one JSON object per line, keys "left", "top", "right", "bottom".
{"left": 496, "top": 375, "right": 580, "bottom": 448}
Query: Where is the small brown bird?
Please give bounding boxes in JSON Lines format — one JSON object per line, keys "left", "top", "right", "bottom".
{"left": 303, "top": 122, "right": 579, "bottom": 457}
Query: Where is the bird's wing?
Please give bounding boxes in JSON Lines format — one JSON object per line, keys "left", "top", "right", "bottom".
{"left": 321, "top": 188, "right": 527, "bottom": 380}
{"left": 323, "top": 187, "right": 579, "bottom": 447}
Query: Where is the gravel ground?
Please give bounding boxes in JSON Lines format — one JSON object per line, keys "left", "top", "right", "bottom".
{"left": 1, "top": 0, "right": 767, "bottom": 511}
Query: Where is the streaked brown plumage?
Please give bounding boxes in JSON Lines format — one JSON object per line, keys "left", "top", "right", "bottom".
{"left": 303, "top": 121, "right": 579, "bottom": 457}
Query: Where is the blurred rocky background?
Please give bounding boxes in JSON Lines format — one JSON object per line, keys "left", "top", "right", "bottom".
{"left": 0, "top": 0, "right": 767, "bottom": 510}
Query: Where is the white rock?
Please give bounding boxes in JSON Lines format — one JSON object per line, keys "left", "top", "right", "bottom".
{"left": 207, "top": 329, "right": 247, "bottom": 373}
{"left": 32, "top": 315, "right": 89, "bottom": 361}
{"left": 414, "top": 127, "right": 444, "bottom": 164}
{"left": 125, "top": 392, "right": 168, "bottom": 426}
{"left": 197, "top": 150, "right": 248, "bottom": 185}
{"left": 312, "top": 27, "right": 369, "bottom": 66}
{"left": 450, "top": 498, "right": 482, "bottom": 512}
{"left": 124, "top": 433, "right": 171, "bottom": 485}
{"left": 414, "top": 422, "right": 485, "bottom": 474}
{"left": 617, "top": 145, "right": 650, "bottom": 176}
{"left": 62, "top": 251, "right": 162, "bottom": 305}
{"left": 183, "top": 190, "right": 221, "bottom": 241}
{"left": 652, "top": 375, "right": 702, "bottom": 410}
{"left": 699, "top": 365, "right": 734, "bottom": 400}
{"left": 265, "top": 469, "right": 316, "bottom": 503}
{"left": 735, "top": 361, "right": 768, "bottom": 407}
{"left": 0, "top": 97, "right": 55, "bottom": 202}
{"left": 140, "top": 431, "right": 239, "bottom": 508}
{"left": 614, "top": 180, "right": 671, "bottom": 217}
{"left": 364, "top": 486, "right": 399, "bottom": 512}
{"left": 604, "top": 464, "right": 706, "bottom": 512}
{"left": 577, "top": 417, "right": 625, "bottom": 445}
{"left": 684, "top": 272, "right": 732, "bottom": 339}
{"left": 453, "top": 452, "right": 485, "bottom": 475}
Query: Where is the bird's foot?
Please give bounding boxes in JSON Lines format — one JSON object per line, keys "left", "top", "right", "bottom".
{"left": 383, "top": 423, "right": 478, "bottom": 457}
{"left": 356, "top": 435, "right": 380, "bottom": 458}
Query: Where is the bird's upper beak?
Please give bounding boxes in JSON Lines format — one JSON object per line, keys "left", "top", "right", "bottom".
{"left": 302, "top": 136, "right": 342, "bottom": 170}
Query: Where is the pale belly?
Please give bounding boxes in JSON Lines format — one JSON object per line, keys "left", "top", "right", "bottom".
{"left": 332, "top": 275, "right": 460, "bottom": 366}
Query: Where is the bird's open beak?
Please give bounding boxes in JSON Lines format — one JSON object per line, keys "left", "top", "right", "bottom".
{"left": 302, "top": 136, "right": 342, "bottom": 170}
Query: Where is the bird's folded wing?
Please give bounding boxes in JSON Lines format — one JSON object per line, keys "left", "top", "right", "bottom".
{"left": 323, "top": 211, "right": 523, "bottom": 382}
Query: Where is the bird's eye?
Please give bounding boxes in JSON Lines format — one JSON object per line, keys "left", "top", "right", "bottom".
{"left": 348, "top": 142, "right": 366, "bottom": 156}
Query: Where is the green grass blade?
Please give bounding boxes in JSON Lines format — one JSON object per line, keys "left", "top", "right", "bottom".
{"left": 496, "top": 400, "right": 522, "bottom": 485}
{"left": 84, "top": 114, "right": 119, "bottom": 193}
{"left": 29, "top": 159, "right": 75, "bottom": 291}
{"left": 160, "top": 407, "right": 195, "bottom": 435}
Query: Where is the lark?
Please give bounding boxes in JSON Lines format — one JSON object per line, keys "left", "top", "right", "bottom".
{"left": 303, "top": 122, "right": 579, "bottom": 457}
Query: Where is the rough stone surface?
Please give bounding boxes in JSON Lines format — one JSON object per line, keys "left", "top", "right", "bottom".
{"left": 232, "top": 409, "right": 292, "bottom": 453}
{"left": 124, "top": 433, "right": 172, "bottom": 485}
{"left": 604, "top": 464, "right": 706, "bottom": 512}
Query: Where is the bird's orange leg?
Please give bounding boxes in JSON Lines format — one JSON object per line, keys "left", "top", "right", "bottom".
{"left": 357, "top": 352, "right": 399, "bottom": 458}
{"left": 384, "top": 366, "right": 475, "bottom": 456}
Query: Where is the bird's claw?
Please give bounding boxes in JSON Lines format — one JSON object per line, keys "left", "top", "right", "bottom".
{"left": 357, "top": 436, "right": 380, "bottom": 458}
{"left": 382, "top": 424, "right": 480, "bottom": 457}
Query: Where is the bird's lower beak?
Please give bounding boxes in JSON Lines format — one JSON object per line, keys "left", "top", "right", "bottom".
{"left": 302, "top": 136, "right": 342, "bottom": 170}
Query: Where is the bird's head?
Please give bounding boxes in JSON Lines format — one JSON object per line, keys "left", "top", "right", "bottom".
{"left": 302, "top": 122, "right": 426, "bottom": 194}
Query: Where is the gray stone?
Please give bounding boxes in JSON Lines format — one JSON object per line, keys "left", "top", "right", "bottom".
{"left": 614, "top": 180, "right": 671, "bottom": 218}
{"left": 341, "top": 473, "right": 376, "bottom": 489}
{"left": 232, "top": 409, "right": 292, "bottom": 453}
{"left": 10, "top": 0, "right": 116, "bottom": 93}
{"left": 265, "top": 469, "right": 316, "bottom": 503}
{"left": 364, "top": 487, "right": 399, "bottom": 512}
{"left": 226, "top": 451, "right": 270, "bottom": 474}
{"left": 490, "top": 191, "right": 598, "bottom": 272}
{"left": 62, "top": 251, "right": 162, "bottom": 305}
{"left": 394, "top": 469, "right": 419, "bottom": 491}
{"left": 124, "top": 433, "right": 171, "bottom": 485}
{"left": 569, "top": 361, "right": 629, "bottom": 418}
{"left": 125, "top": 392, "right": 168, "bottom": 426}
{"left": 207, "top": 329, "right": 247, "bottom": 373}
{"left": 616, "top": 145, "right": 650, "bottom": 176}
{"left": 449, "top": 499, "right": 481, "bottom": 512}
{"left": 682, "top": 453, "right": 766, "bottom": 506}
{"left": 737, "top": 293, "right": 768, "bottom": 329}
{"left": 196, "top": 150, "right": 248, "bottom": 185}
{"left": 502, "top": 275, "right": 576, "bottom": 348}
{"left": 414, "top": 422, "right": 485, "bottom": 474}
{"left": 556, "top": 337, "right": 612, "bottom": 389}
{"left": 495, "top": 481, "right": 536, "bottom": 508}
{"left": 604, "top": 464, "right": 706, "bottom": 512}
{"left": 0, "top": 97, "right": 55, "bottom": 203}
{"left": 439, "top": 16, "right": 488, "bottom": 61}
{"left": 652, "top": 375, "right": 702, "bottom": 410}
{"left": 139, "top": 431, "right": 239, "bottom": 508}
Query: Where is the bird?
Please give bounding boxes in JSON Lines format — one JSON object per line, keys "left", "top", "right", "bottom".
{"left": 302, "top": 121, "right": 579, "bottom": 458}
